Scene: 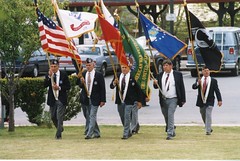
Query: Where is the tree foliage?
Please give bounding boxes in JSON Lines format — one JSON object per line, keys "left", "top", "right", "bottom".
{"left": 0, "top": 0, "right": 53, "bottom": 131}
{"left": 207, "top": 2, "right": 240, "bottom": 26}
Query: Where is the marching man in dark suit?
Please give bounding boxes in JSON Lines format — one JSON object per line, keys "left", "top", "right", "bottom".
{"left": 44, "top": 59, "right": 71, "bottom": 140}
{"left": 77, "top": 58, "right": 106, "bottom": 139}
{"left": 110, "top": 64, "right": 142, "bottom": 139}
{"left": 192, "top": 66, "right": 222, "bottom": 135}
{"left": 153, "top": 59, "right": 186, "bottom": 140}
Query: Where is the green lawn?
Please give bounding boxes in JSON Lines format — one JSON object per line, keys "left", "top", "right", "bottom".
{"left": 0, "top": 125, "right": 240, "bottom": 159}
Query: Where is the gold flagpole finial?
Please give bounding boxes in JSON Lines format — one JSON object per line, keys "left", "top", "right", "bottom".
{"left": 183, "top": 0, "right": 187, "bottom": 6}
{"left": 135, "top": 0, "right": 139, "bottom": 8}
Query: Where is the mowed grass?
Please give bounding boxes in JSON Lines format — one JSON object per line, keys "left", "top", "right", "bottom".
{"left": 0, "top": 125, "right": 240, "bottom": 160}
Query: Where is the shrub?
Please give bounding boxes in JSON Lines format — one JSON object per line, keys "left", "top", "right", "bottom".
{"left": 64, "top": 75, "right": 81, "bottom": 121}
{"left": 15, "top": 77, "right": 47, "bottom": 126}
{"left": 0, "top": 75, "right": 82, "bottom": 126}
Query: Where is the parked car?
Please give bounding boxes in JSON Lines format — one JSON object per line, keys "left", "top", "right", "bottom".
{"left": 136, "top": 36, "right": 181, "bottom": 76}
{"left": 1, "top": 48, "right": 55, "bottom": 78}
{"left": 187, "top": 27, "right": 240, "bottom": 77}
{"left": 59, "top": 44, "right": 119, "bottom": 76}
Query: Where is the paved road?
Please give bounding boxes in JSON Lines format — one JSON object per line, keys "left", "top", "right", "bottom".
{"left": 13, "top": 67, "right": 240, "bottom": 126}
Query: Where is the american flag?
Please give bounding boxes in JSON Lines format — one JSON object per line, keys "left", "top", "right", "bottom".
{"left": 36, "top": 8, "right": 81, "bottom": 64}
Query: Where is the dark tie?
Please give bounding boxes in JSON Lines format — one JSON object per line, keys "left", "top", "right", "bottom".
{"left": 87, "top": 72, "right": 91, "bottom": 91}
{"left": 165, "top": 73, "right": 169, "bottom": 85}
{"left": 202, "top": 77, "right": 207, "bottom": 94}
{"left": 165, "top": 73, "right": 169, "bottom": 91}
{"left": 121, "top": 74, "right": 126, "bottom": 95}
{"left": 53, "top": 73, "right": 57, "bottom": 83}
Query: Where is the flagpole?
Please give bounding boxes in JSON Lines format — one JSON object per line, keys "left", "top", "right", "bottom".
{"left": 150, "top": 72, "right": 166, "bottom": 100}
{"left": 52, "top": 0, "right": 90, "bottom": 96}
{"left": 46, "top": 53, "right": 59, "bottom": 100}
{"left": 184, "top": 0, "right": 206, "bottom": 102}
{"left": 34, "top": 0, "right": 59, "bottom": 100}
{"left": 111, "top": 8, "right": 126, "bottom": 101}
{"left": 52, "top": 1, "right": 82, "bottom": 73}
{"left": 184, "top": 0, "right": 200, "bottom": 79}
{"left": 98, "top": 0, "right": 118, "bottom": 79}
{"left": 135, "top": 2, "right": 156, "bottom": 75}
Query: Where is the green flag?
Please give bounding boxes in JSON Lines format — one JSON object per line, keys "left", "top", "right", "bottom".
{"left": 119, "top": 21, "right": 151, "bottom": 98}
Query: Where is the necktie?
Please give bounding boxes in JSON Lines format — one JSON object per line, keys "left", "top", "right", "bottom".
{"left": 87, "top": 72, "right": 91, "bottom": 91}
{"left": 121, "top": 74, "right": 126, "bottom": 95}
{"left": 165, "top": 73, "right": 169, "bottom": 91}
{"left": 202, "top": 77, "right": 207, "bottom": 94}
{"left": 165, "top": 73, "right": 169, "bottom": 85}
{"left": 53, "top": 73, "right": 57, "bottom": 84}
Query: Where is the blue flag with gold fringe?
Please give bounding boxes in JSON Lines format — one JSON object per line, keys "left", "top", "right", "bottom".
{"left": 139, "top": 11, "right": 187, "bottom": 59}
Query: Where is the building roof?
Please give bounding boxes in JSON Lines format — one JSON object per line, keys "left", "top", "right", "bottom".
{"left": 68, "top": 0, "right": 237, "bottom": 7}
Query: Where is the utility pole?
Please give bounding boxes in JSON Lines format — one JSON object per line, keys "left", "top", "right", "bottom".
{"left": 170, "top": 0, "right": 174, "bottom": 34}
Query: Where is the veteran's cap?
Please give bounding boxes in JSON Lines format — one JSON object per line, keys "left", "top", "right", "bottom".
{"left": 50, "top": 59, "right": 59, "bottom": 65}
{"left": 86, "top": 58, "right": 94, "bottom": 63}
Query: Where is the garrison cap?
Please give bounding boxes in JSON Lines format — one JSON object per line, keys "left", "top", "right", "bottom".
{"left": 50, "top": 59, "right": 59, "bottom": 65}
{"left": 86, "top": 58, "right": 94, "bottom": 63}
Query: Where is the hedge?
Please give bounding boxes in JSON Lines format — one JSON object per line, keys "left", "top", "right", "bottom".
{"left": 0, "top": 75, "right": 81, "bottom": 126}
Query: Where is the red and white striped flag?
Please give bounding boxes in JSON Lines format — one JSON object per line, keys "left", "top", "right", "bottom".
{"left": 36, "top": 8, "right": 81, "bottom": 64}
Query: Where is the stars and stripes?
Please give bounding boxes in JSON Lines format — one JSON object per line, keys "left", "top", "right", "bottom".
{"left": 36, "top": 8, "right": 81, "bottom": 64}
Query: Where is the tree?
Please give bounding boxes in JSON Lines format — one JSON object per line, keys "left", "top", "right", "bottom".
{"left": 207, "top": 2, "right": 240, "bottom": 26}
{"left": 0, "top": 0, "right": 54, "bottom": 131}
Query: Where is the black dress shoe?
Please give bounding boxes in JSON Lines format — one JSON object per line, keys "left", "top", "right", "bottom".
{"left": 121, "top": 133, "right": 132, "bottom": 139}
{"left": 206, "top": 132, "right": 211, "bottom": 135}
{"left": 121, "top": 136, "right": 128, "bottom": 140}
{"left": 132, "top": 131, "right": 137, "bottom": 135}
{"left": 85, "top": 136, "right": 92, "bottom": 139}
{"left": 93, "top": 135, "right": 101, "bottom": 139}
{"left": 55, "top": 136, "right": 62, "bottom": 140}
{"left": 166, "top": 136, "right": 173, "bottom": 140}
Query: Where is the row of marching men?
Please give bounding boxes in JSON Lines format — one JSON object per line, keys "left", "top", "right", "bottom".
{"left": 44, "top": 58, "right": 222, "bottom": 140}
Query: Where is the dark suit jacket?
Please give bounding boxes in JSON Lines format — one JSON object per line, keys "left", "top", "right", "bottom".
{"left": 192, "top": 77, "right": 222, "bottom": 107}
{"left": 44, "top": 71, "right": 71, "bottom": 107}
{"left": 77, "top": 70, "right": 106, "bottom": 106}
{"left": 153, "top": 71, "right": 186, "bottom": 107}
{"left": 110, "top": 73, "right": 142, "bottom": 105}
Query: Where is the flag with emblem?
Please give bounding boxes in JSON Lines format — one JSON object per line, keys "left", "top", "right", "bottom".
{"left": 36, "top": 8, "right": 81, "bottom": 64}
{"left": 55, "top": 8, "right": 98, "bottom": 39}
{"left": 184, "top": 3, "right": 223, "bottom": 71}
{"left": 139, "top": 11, "right": 187, "bottom": 60}
{"left": 119, "top": 21, "right": 151, "bottom": 98}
